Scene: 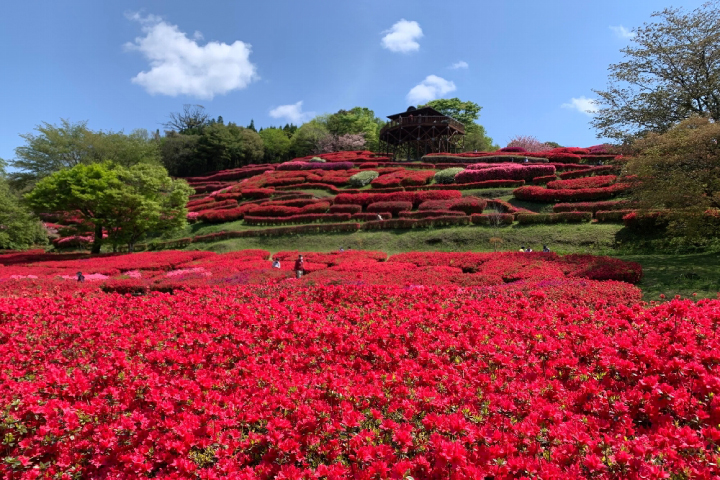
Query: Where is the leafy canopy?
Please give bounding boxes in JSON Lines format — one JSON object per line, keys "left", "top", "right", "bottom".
{"left": 592, "top": 1, "right": 720, "bottom": 140}
{"left": 25, "top": 162, "right": 191, "bottom": 253}
{"left": 627, "top": 116, "right": 720, "bottom": 237}
{"left": 9, "top": 119, "right": 160, "bottom": 190}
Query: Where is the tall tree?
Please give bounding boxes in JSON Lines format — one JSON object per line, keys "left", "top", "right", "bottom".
{"left": 247, "top": 119, "right": 257, "bottom": 132}
{"left": 627, "top": 115, "right": 720, "bottom": 237}
{"left": 0, "top": 160, "right": 46, "bottom": 249}
{"left": 592, "top": 1, "right": 720, "bottom": 140}
{"left": 289, "top": 121, "right": 330, "bottom": 157}
{"left": 25, "top": 162, "right": 191, "bottom": 253}
{"left": 103, "top": 163, "right": 193, "bottom": 252}
{"left": 419, "top": 98, "right": 482, "bottom": 128}
{"left": 159, "top": 132, "right": 201, "bottom": 177}
{"left": 164, "top": 104, "right": 210, "bottom": 135}
{"left": 8, "top": 120, "right": 160, "bottom": 190}
{"left": 258, "top": 128, "right": 291, "bottom": 163}
{"left": 324, "top": 107, "right": 385, "bottom": 151}
{"left": 196, "top": 123, "right": 264, "bottom": 171}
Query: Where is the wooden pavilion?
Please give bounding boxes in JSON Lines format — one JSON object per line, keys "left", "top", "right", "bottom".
{"left": 379, "top": 106, "right": 465, "bottom": 160}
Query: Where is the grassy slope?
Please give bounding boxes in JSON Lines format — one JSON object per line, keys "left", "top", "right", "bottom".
{"left": 187, "top": 223, "right": 623, "bottom": 255}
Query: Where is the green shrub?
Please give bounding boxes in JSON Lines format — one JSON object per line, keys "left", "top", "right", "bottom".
{"left": 434, "top": 167, "right": 465, "bottom": 184}
{"left": 308, "top": 157, "right": 326, "bottom": 163}
{"left": 349, "top": 170, "right": 379, "bottom": 188}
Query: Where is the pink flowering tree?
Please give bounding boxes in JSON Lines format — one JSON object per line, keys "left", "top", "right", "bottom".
{"left": 506, "top": 135, "right": 554, "bottom": 152}
{"left": 315, "top": 133, "right": 366, "bottom": 154}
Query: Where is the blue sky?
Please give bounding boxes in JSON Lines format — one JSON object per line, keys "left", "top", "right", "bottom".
{"left": 0, "top": 0, "right": 707, "bottom": 164}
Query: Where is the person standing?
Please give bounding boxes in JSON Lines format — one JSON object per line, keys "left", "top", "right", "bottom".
{"left": 294, "top": 255, "right": 304, "bottom": 279}
{"left": 76, "top": 272, "right": 85, "bottom": 283}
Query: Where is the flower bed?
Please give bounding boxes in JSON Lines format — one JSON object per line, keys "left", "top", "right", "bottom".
{"left": 456, "top": 164, "right": 556, "bottom": 183}
{"left": 553, "top": 200, "right": 632, "bottom": 214}
{"left": 244, "top": 213, "right": 352, "bottom": 226}
{"left": 547, "top": 175, "right": 618, "bottom": 190}
{"left": 334, "top": 190, "right": 462, "bottom": 207}
{"left": 513, "top": 184, "right": 631, "bottom": 202}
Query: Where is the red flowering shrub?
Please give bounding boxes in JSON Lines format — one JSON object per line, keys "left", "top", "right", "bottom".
{"left": 334, "top": 190, "right": 462, "bottom": 207}
{"left": 547, "top": 175, "right": 618, "bottom": 190}
{"left": 596, "top": 209, "right": 637, "bottom": 222}
{"left": 329, "top": 204, "right": 362, "bottom": 214}
{"left": 456, "top": 164, "right": 555, "bottom": 183}
{"left": 241, "top": 188, "right": 274, "bottom": 199}
{"left": 366, "top": 201, "right": 413, "bottom": 215}
{"left": 448, "top": 197, "right": 487, "bottom": 214}
{"left": 513, "top": 184, "right": 631, "bottom": 202}
{"left": 553, "top": 200, "right": 632, "bottom": 214}
{"left": 351, "top": 212, "right": 393, "bottom": 221}
{"left": 558, "top": 165, "right": 619, "bottom": 179}
{"left": 399, "top": 210, "right": 466, "bottom": 219}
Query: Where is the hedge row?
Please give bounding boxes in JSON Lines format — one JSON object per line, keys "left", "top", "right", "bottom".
{"left": 243, "top": 213, "right": 352, "bottom": 226}
{"left": 359, "top": 216, "right": 471, "bottom": 231}
{"left": 553, "top": 200, "right": 632, "bottom": 214}
{"left": 516, "top": 212, "right": 593, "bottom": 224}
{"left": 334, "top": 190, "right": 462, "bottom": 207}
{"left": 404, "top": 180, "right": 524, "bottom": 191}
{"left": 512, "top": 184, "right": 630, "bottom": 203}
{"left": 532, "top": 175, "right": 558, "bottom": 185}
{"left": 371, "top": 169, "right": 435, "bottom": 188}
{"left": 366, "top": 201, "right": 413, "bottom": 215}
{"left": 470, "top": 213, "right": 515, "bottom": 225}
{"left": 595, "top": 210, "right": 636, "bottom": 222}
{"left": 244, "top": 202, "right": 331, "bottom": 218}
{"left": 399, "top": 210, "right": 466, "bottom": 219}
{"left": 351, "top": 212, "right": 393, "bottom": 222}
{"left": 547, "top": 175, "right": 618, "bottom": 190}
{"left": 456, "top": 164, "right": 556, "bottom": 183}
{"left": 558, "top": 165, "right": 619, "bottom": 180}
{"left": 329, "top": 204, "right": 362, "bottom": 214}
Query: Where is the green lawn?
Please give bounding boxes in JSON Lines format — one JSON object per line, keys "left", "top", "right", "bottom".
{"left": 614, "top": 252, "right": 720, "bottom": 301}
{"left": 186, "top": 223, "right": 623, "bottom": 255}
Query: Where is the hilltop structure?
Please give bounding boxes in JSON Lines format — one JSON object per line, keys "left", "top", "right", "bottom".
{"left": 379, "top": 106, "right": 465, "bottom": 160}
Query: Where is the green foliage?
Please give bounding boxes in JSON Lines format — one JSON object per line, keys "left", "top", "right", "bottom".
{"left": 592, "top": 2, "right": 720, "bottom": 140}
{"left": 419, "top": 98, "right": 481, "bottom": 127}
{"left": 196, "top": 123, "right": 264, "bottom": 172}
{"left": 463, "top": 124, "right": 498, "bottom": 152}
{"left": 419, "top": 98, "right": 496, "bottom": 152}
{"left": 104, "top": 164, "right": 193, "bottom": 252}
{"left": 9, "top": 120, "right": 160, "bottom": 190}
{"left": 258, "top": 128, "right": 291, "bottom": 164}
{"left": 159, "top": 133, "right": 201, "bottom": 177}
{"left": 434, "top": 167, "right": 465, "bottom": 184}
{"left": 0, "top": 176, "right": 46, "bottom": 250}
{"left": 627, "top": 116, "right": 720, "bottom": 238}
{"left": 25, "top": 162, "right": 190, "bottom": 253}
{"left": 324, "top": 107, "right": 385, "bottom": 151}
{"left": 308, "top": 157, "right": 326, "bottom": 163}
{"left": 348, "top": 171, "right": 379, "bottom": 188}
{"left": 289, "top": 121, "right": 329, "bottom": 157}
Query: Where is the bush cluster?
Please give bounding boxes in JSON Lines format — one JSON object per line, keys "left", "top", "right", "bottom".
{"left": 348, "top": 170, "right": 379, "bottom": 188}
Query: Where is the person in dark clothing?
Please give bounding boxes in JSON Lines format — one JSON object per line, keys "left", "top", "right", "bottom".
{"left": 294, "top": 255, "right": 304, "bottom": 279}
{"left": 543, "top": 245, "right": 551, "bottom": 253}
{"left": 76, "top": 272, "right": 85, "bottom": 283}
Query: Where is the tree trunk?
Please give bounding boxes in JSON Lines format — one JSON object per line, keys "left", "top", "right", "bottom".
{"left": 128, "top": 242, "right": 135, "bottom": 253}
{"left": 91, "top": 223, "right": 103, "bottom": 254}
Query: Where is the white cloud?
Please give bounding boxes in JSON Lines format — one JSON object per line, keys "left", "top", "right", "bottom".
{"left": 561, "top": 96, "right": 598, "bottom": 116}
{"left": 449, "top": 61, "right": 469, "bottom": 70}
{"left": 381, "top": 19, "right": 423, "bottom": 53}
{"left": 269, "top": 101, "right": 315, "bottom": 124}
{"left": 406, "top": 75, "right": 456, "bottom": 105}
{"left": 610, "top": 25, "right": 636, "bottom": 39}
{"left": 125, "top": 13, "right": 258, "bottom": 99}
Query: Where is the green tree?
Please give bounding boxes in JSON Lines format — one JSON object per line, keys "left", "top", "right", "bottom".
{"left": 196, "top": 123, "right": 264, "bottom": 172}
{"left": 104, "top": 164, "right": 193, "bottom": 252}
{"left": 419, "top": 98, "right": 496, "bottom": 152}
{"left": 627, "top": 115, "right": 720, "bottom": 238}
{"left": 419, "top": 98, "right": 482, "bottom": 128}
{"left": 159, "top": 132, "right": 201, "bottom": 177}
{"left": 464, "top": 124, "right": 498, "bottom": 152}
{"left": 9, "top": 120, "right": 160, "bottom": 190}
{"left": 247, "top": 119, "right": 257, "bottom": 132}
{"left": 325, "top": 107, "right": 385, "bottom": 151}
{"left": 25, "top": 162, "right": 190, "bottom": 254}
{"left": 0, "top": 160, "right": 46, "bottom": 250}
{"left": 289, "top": 121, "right": 330, "bottom": 157}
{"left": 592, "top": 2, "right": 720, "bottom": 140}
{"left": 259, "top": 128, "right": 291, "bottom": 163}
